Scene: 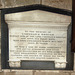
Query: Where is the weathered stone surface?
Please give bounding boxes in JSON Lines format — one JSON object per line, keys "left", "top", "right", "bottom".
{"left": 35, "top": 72, "right": 69, "bottom": 75}
{"left": 0, "top": 72, "right": 16, "bottom": 75}
{"left": 0, "top": 71, "right": 72, "bottom": 75}
{"left": 71, "top": 73, "right": 75, "bottom": 75}
{"left": 4, "top": 0, "right": 15, "bottom": 7}
{"left": 42, "top": 0, "right": 72, "bottom": 10}
{"left": 15, "top": 70, "right": 33, "bottom": 75}
{"left": 0, "top": 0, "right": 72, "bottom": 10}
{"left": 0, "top": 0, "right": 2, "bottom": 7}
{"left": 0, "top": 0, "right": 4, "bottom": 8}
{"left": 0, "top": 71, "right": 32, "bottom": 75}
{"left": 0, "top": 70, "right": 33, "bottom": 75}
{"left": 4, "top": 0, "right": 40, "bottom": 8}
{"left": 15, "top": 0, "right": 40, "bottom": 6}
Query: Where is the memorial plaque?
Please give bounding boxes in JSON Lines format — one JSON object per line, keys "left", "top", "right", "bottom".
{"left": 2, "top": 8, "right": 73, "bottom": 70}
{"left": 8, "top": 22, "right": 68, "bottom": 68}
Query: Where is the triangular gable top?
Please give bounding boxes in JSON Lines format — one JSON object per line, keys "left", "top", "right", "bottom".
{"left": 5, "top": 5, "right": 71, "bottom": 23}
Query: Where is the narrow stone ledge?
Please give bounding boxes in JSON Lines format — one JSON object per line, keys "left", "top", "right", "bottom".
{"left": 35, "top": 71, "right": 70, "bottom": 75}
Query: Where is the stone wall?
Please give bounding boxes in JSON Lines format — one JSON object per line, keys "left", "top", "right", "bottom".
{"left": 0, "top": 0, "right": 74, "bottom": 75}
{"left": 0, "top": 0, "right": 72, "bottom": 10}
{"left": 0, "top": 70, "right": 75, "bottom": 75}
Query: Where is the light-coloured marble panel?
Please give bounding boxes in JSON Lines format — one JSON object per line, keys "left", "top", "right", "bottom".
{"left": 8, "top": 22, "right": 68, "bottom": 68}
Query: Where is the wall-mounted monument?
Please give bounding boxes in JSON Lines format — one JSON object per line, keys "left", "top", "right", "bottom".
{"left": 1, "top": 5, "right": 74, "bottom": 70}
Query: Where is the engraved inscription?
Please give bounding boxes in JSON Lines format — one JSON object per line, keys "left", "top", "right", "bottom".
{"left": 9, "top": 25, "right": 67, "bottom": 62}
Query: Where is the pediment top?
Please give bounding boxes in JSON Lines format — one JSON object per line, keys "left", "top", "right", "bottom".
{"left": 5, "top": 10, "right": 71, "bottom": 23}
